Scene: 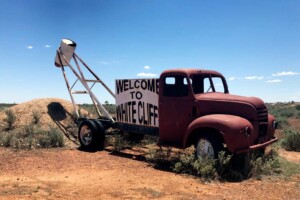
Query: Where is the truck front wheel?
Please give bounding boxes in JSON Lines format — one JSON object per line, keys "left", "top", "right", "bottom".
{"left": 78, "top": 119, "right": 105, "bottom": 150}
{"left": 195, "top": 135, "right": 223, "bottom": 159}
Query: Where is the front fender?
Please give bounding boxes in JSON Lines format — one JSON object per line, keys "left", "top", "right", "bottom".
{"left": 183, "top": 114, "right": 254, "bottom": 153}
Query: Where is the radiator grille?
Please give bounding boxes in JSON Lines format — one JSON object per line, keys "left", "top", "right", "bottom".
{"left": 257, "top": 108, "right": 268, "bottom": 136}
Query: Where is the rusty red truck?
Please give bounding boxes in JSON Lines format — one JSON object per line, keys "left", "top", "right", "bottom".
{"left": 55, "top": 39, "right": 278, "bottom": 158}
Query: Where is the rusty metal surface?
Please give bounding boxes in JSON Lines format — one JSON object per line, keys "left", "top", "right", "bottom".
{"left": 236, "top": 137, "right": 278, "bottom": 153}
{"left": 183, "top": 114, "right": 255, "bottom": 153}
{"left": 158, "top": 68, "right": 277, "bottom": 153}
{"left": 196, "top": 92, "right": 266, "bottom": 109}
{"left": 196, "top": 93, "right": 265, "bottom": 121}
{"left": 161, "top": 68, "right": 224, "bottom": 78}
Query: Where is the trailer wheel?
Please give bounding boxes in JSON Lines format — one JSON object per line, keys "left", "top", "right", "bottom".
{"left": 195, "top": 134, "right": 223, "bottom": 159}
{"left": 91, "top": 119, "right": 105, "bottom": 150}
{"left": 78, "top": 119, "right": 105, "bottom": 150}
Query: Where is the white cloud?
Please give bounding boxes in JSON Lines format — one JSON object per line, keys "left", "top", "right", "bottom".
{"left": 245, "top": 76, "right": 264, "bottom": 80}
{"left": 228, "top": 77, "right": 235, "bottom": 81}
{"left": 272, "top": 71, "right": 300, "bottom": 76}
{"left": 27, "top": 45, "right": 33, "bottom": 49}
{"left": 44, "top": 45, "right": 51, "bottom": 48}
{"left": 100, "top": 61, "right": 110, "bottom": 65}
{"left": 144, "top": 65, "right": 150, "bottom": 70}
{"left": 266, "top": 79, "right": 282, "bottom": 83}
{"left": 137, "top": 72, "right": 158, "bottom": 77}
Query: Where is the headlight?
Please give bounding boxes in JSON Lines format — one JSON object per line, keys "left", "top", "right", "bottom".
{"left": 272, "top": 121, "right": 278, "bottom": 130}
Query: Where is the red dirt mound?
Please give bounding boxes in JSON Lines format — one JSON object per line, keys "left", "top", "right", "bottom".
{"left": 0, "top": 98, "right": 91, "bottom": 147}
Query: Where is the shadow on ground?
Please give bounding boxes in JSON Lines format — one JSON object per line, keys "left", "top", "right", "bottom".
{"left": 47, "top": 102, "right": 79, "bottom": 145}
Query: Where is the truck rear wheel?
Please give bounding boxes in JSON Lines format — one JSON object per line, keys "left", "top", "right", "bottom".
{"left": 78, "top": 119, "right": 105, "bottom": 150}
{"left": 195, "top": 134, "right": 223, "bottom": 159}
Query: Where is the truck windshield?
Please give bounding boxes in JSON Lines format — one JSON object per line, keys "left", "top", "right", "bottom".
{"left": 191, "top": 74, "right": 226, "bottom": 94}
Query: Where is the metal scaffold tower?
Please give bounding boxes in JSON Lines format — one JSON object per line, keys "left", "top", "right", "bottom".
{"left": 54, "top": 39, "right": 115, "bottom": 122}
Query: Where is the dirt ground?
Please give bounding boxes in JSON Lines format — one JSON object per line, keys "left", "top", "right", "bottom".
{"left": 0, "top": 147, "right": 299, "bottom": 200}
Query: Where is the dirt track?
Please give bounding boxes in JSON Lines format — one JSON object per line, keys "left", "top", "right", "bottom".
{"left": 0, "top": 147, "right": 299, "bottom": 200}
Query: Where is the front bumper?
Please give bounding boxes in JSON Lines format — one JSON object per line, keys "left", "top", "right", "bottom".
{"left": 236, "top": 137, "right": 278, "bottom": 154}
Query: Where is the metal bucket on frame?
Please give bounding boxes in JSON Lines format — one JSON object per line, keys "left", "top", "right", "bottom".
{"left": 55, "top": 38, "right": 77, "bottom": 67}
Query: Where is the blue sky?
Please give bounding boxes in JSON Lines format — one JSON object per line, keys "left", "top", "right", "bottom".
{"left": 0, "top": 0, "right": 299, "bottom": 104}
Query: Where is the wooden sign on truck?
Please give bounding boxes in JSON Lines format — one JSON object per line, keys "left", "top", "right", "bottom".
{"left": 116, "top": 79, "right": 159, "bottom": 127}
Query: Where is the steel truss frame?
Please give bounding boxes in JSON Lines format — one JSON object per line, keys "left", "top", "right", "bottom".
{"left": 56, "top": 49, "right": 115, "bottom": 122}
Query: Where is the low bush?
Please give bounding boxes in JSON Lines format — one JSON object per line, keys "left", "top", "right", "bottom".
{"left": 32, "top": 111, "right": 41, "bottom": 125}
{"left": 111, "top": 134, "right": 128, "bottom": 152}
{"left": 146, "top": 147, "right": 175, "bottom": 169}
{"left": 276, "top": 116, "right": 289, "bottom": 129}
{"left": 107, "top": 133, "right": 156, "bottom": 152}
{"left": 79, "top": 103, "right": 116, "bottom": 116}
{"left": 0, "top": 103, "right": 16, "bottom": 111}
{"left": 37, "top": 127, "right": 64, "bottom": 148}
{"left": 279, "top": 108, "right": 295, "bottom": 118}
{"left": 0, "top": 125, "right": 64, "bottom": 149}
{"left": 279, "top": 157, "right": 300, "bottom": 177}
{"left": 3, "top": 109, "right": 16, "bottom": 130}
{"left": 281, "top": 130, "right": 300, "bottom": 152}
{"left": 248, "top": 149, "right": 281, "bottom": 179}
{"left": 146, "top": 147, "right": 282, "bottom": 181}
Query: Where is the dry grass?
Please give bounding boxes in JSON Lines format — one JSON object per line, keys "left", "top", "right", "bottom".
{"left": 0, "top": 98, "right": 92, "bottom": 148}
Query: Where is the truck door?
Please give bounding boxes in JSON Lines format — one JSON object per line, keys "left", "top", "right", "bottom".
{"left": 159, "top": 74, "right": 195, "bottom": 147}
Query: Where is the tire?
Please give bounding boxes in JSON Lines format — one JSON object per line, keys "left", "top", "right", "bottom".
{"left": 91, "top": 119, "right": 106, "bottom": 150}
{"left": 195, "top": 134, "right": 223, "bottom": 159}
{"left": 78, "top": 119, "right": 105, "bottom": 150}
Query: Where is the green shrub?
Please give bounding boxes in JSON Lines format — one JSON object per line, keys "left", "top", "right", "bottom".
{"left": 281, "top": 130, "right": 300, "bottom": 152}
{"left": 0, "top": 125, "right": 64, "bottom": 149}
{"left": 146, "top": 147, "right": 178, "bottom": 169}
{"left": 276, "top": 116, "right": 289, "bottom": 129}
{"left": 0, "top": 103, "right": 16, "bottom": 111}
{"left": 279, "top": 157, "right": 300, "bottom": 177}
{"left": 279, "top": 108, "right": 295, "bottom": 118}
{"left": 267, "top": 104, "right": 299, "bottom": 128}
{"left": 3, "top": 109, "right": 16, "bottom": 130}
{"left": 173, "top": 153, "right": 195, "bottom": 173}
{"left": 248, "top": 150, "right": 281, "bottom": 179}
{"left": 79, "top": 103, "right": 116, "bottom": 116}
{"left": 37, "top": 127, "right": 64, "bottom": 148}
{"left": 215, "top": 151, "right": 232, "bottom": 176}
{"left": 103, "top": 104, "right": 116, "bottom": 114}
{"left": 0, "top": 132, "right": 12, "bottom": 147}
{"left": 1, "top": 127, "right": 36, "bottom": 149}
{"left": 192, "top": 157, "right": 216, "bottom": 179}
{"left": 147, "top": 147, "right": 282, "bottom": 181}
{"left": 297, "top": 112, "right": 300, "bottom": 119}
{"left": 32, "top": 111, "right": 41, "bottom": 125}
{"left": 112, "top": 134, "right": 128, "bottom": 152}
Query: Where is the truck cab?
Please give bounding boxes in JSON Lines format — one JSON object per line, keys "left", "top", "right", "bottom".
{"left": 159, "top": 69, "right": 277, "bottom": 157}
